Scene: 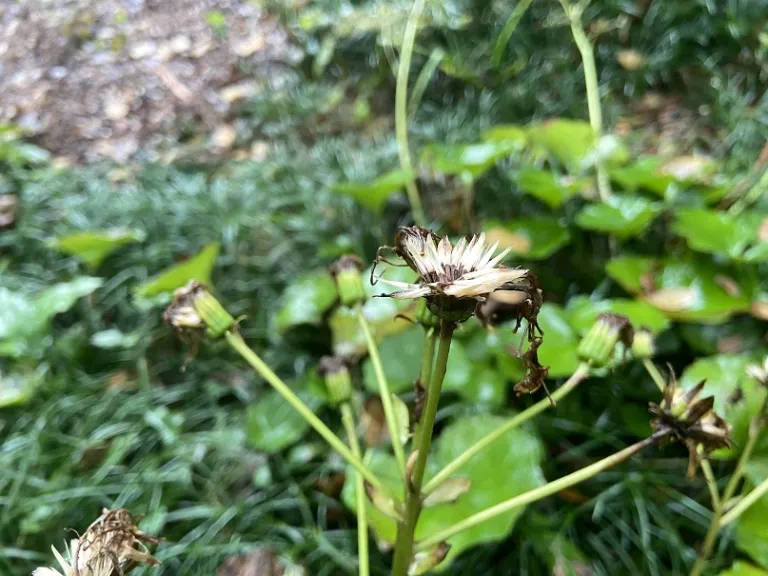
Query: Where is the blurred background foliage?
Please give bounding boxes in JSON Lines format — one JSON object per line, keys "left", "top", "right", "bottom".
{"left": 1, "top": 0, "right": 767, "bottom": 574}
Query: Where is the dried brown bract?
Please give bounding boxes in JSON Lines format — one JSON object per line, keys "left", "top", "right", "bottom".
{"left": 514, "top": 337, "right": 554, "bottom": 406}
{"left": 477, "top": 274, "right": 543, "bottom": 342}
{"left": 649, "top": 371, "right": 732, "bottom": 478}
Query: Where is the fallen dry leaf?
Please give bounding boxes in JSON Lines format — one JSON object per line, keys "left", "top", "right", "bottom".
{"left": 645, "top": 287, "right": 697, "bottom": 312}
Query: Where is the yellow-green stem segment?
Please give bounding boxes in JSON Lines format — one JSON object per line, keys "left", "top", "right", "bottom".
{"left": 721, "top": 476, "right": 768, "bottom": 527}
{"left": 391, "top": 321, "right": 455, "bottom": 576}
{"left": 225, "top": 331, "right": 387, "bottom": 493}
{"left": 342, "top": 402, "right": 370, "bottom": 576}
{"left": 358, "top": 309, "right": 407, "bottom": 478}
{"left": 643, "top": 359, "right": 666, "bottom": 393}
{"left": 423, "top": 362, "right": 590, "bottom": 495}
{"left": 416, "top": 430, "right": 669, "bottom": 551}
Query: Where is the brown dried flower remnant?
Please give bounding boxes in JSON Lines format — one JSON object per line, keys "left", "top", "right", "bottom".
{"left": 163, "top": 280, "right": 235, "bottom": 339}
{"left": 33, "top": 508, "right": 160, "bottom": 576}
{"left": 373, "top": 227, "right": 529, "bottom": 323}
{"left": 649, "top": 371, "right": 732, "bottom": 478}
{"left": 514, "top": 337, "right": 554, "bottom": 406}
{"left": 477, "top": 274, "right": 544, "bottom": 342}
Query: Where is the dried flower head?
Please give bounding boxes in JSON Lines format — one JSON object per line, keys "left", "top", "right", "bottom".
{"left": 330, "top": 255, "right": 366, "bottom": 306}
{"left": 34, "top": 508, "right": 160, "bottom": 576}
{"left": 163, "top": 281, "right": 235, "bottom": 339}
{"left": 476, "top": 274, "right": 543, "bottom": 341}
{"left": 649, "top": 371, "right": 732, "bottom": 478}
{"left": 373, "top": 227, "right": 529, "bottom": 323}
{"left": 577, "top": 313, "right": 634, "bottom": 366}
{"left": 513, "top": 337, "right": 554, "bottom": 406}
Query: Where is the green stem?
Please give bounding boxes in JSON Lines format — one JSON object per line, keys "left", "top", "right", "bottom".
{"left": 559, "top": 0, "right": 612, "bottom": 202}
{"left": 225, "top": 331, "right": 386, "bottom": 493}
{"left": 723, "top": 422, "right": 760, "bottom": 502}
{"left": 413, "top": 328, "right": 437, "bottom": 446}
{"left": 342, "top": 403, "right": 370, "bottom": 576}
{"left": 721, "top": 476, "right": 768, "bottom": 527}
{"left": 358, "top": 309, "right": 407, "bottom": 478}
{"left": 690, "top": 509, "right": 722, "bottom": 576}
{"left": 701, "top": 459, "right": 721, "bottom": 512}
{"left": 643, "top": 359, "right": 666, "bottom": 393}
{"left": 423, "top": 362, "right": 590, "bottom": 495}
{"left": 416, "top": 430, "right": 669, "bottom": 551}
{"left": 391, "top": 321, "right": 455, "bottom": 576}
{"left": 396, "top": 0, "right": 427, "bottom": 226}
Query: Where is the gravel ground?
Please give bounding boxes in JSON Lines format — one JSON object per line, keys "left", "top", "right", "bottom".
{"left": 0, "top": 0, "right": 300, "bottom": 163}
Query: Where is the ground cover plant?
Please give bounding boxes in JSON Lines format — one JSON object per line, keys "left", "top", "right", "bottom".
{"left": 1, "top": 0, "right": 767, "bottom": 575}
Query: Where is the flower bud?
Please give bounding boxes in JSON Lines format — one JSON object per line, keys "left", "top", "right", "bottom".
{"left": 330, "top": 255, "right": 366, "bottom": 306}
{"left": 318, "top": 356, "right": 353, "bottom": 406}
{"left": 631, "top": 328, "right": 654, "bottom": 359}
{"left": 577, "top": 313, "right": 633, "bottom": 366}
{"left": 163, "top": 281, "right": 235, "bottom": 338}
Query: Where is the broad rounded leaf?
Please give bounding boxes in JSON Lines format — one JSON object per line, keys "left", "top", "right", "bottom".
{"left": 484, "top": 217, "right": 571, "bottom": 260}
{"left": 331, "top": 169, "right": 413, "bottom": 213}
{"left": 736, "top": 459, "right": 768, "bottom": 569}
{"left": 50, "top": 228, "right": 146, "bottom": 268}
{"left": 135, "top": 243, "right": 220, "bottom": 298}
{"left": 679, "top": 354, "right": 767, "bottom": 458}
{"left": 610, "top": 158, "right": 674, "bottom": 195}
{"left": 673, "top": 209, "right": 768, "bottom": 262}
{"left": 605, "top": 256, "right": 656, "bottom": 294}
{"left": 247, "top": 390, "right": 319, "bottom": 453}
{"left": 566, "top": 296, "right": 670, "bottom": 335}
{"left": 527, "top": 119, "right": 595, "bottom": 170}
{"left": 420, "top": 141, "right": 521, "bottom": 179}
{"left": 341, "top": 414, "right": 544, "bottom": 569}
{"left": 717, "top": 563, "right": 768, "bottom": 576}
{"left": 575, "top": 195, "right": 662, "bottom": 238}
{"left": 274, "top": 271, "right": 337, "bottom": 334}
{"left": 514, "top": 167, "right": 584, "bottom": 208}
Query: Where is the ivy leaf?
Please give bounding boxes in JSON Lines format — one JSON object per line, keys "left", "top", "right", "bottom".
{"left": 274, "top": 271, "right": 337, "bottom": 334}
{"left": 134, "top": 243, "right": 220, "bottom": 298}
{"left": 575, "top": 195, "right": 662, "bottom": 238}
{"left": 679, "top": 354, "right": 768, "bottom": 459}
{"left": 514, "top": 167, "right": 584, "bottom": 208}
{"left": 49, "top": 228, "right": 146, "bottom": 268}
{"left": 341, "top": 414, "right": 544, "bottom": 570}
{"left": 331, "top": 169, "right": 413, "bottom": 213}
{"left": 566, "top": 296, "right": 670, "bottom": 335}
{"left": 673, "top": 209, "right": 768, "bottom": 262}
{"left": 484, "top": 217, "right": 571, "bottom": 260}
{"left": 420, "top": 141, "right": 521, "bottom": 179}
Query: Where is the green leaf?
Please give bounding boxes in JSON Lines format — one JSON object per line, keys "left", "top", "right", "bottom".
{"left": 566, "top": 296, "right": 671, "bottom": 335}
{"left": 736, "top": 459, "right": 768, "bottom": 569}
{"left": 679, "top": 354, "right": 768, "bottom": 458}
{"left": 527, "top": 119, "right": 595, "bottom": 170}
{"left": 331, "top": 169, "right": 413, "bottom": 213}
{"left": 610, "top": 158, "right": 674, "bottom": 195}
{"left": 575, "top": 195, "right": 662, "bottom": 238}
{"left": 363, "top": 328, "right": 472, "bottom": 397}
{"left": 484, "top": 217, "right": 571, "bottom": 260}
{"left": 606, "top": 256, "right": 754, "bottom": 323}
{"left": 246, "top": 390, "right": 319, "bottom": 453}
{"left": 134, "top": 243, "right": 220, "bottom": 298}
{"left": 341, "top": 414, "right": 544, "bottom": 569}
{"left": 514, "top": 167, "right": 584, "bottom": 208}
{"left": 49, "top": 229, "right": 146, "bottom": 268}
{"left": 717, "top": 562, "right": 768, "bottom": 576}
{"left": 420, "top": 140, "right": 522, "bottom": 179}
{"left": 0, "top": 370, "right": 45, "bottom": 408}
{"left": 274, "top": 271, "right": 337, "bottom": 334}
{"left": 482, "top": 125, "right": 528, "bottom": 147}
{"left": 673, "top": 209, "right": 768, "bottom": 262}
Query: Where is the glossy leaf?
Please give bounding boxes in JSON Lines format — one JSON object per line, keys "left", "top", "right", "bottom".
{"left": 736, "top": 459, "right": 768, "bottom": 569}
{"left": 274, "top": 271, "right": 337, "bottom": 334}
{"left": 514, "top": 167, "right": 584, "bottom": 208}
{"left": 341, "top": 414, "right": 543, "bottom": 569}
{"left": 50, "top": 229, "right": 146, "bottom": 268}
{"left": 134, "top": 243, "right": 220, "bottom": 298}
{"left": 331, "top": 169, "right": 413, "bottom": 213}
{"left": 420, "top": 141, "right": 521, "bottom": 179}
{"left": 484, "top": 217, "right": 571, "bottom": 260}
{"left": 527, "top": 119, "right": 595, "bottom": 170}
{"left": 575, "top": 195, "right": 662, "bottom": 238}
{"left": 606, "top": 256, "right": 753, "bottom": 323}
{"left": 247, "top": 390, "right": 319, "bottom": 453}
{"left": 673, "top": 209, "right": 768, "bottom": 262}
{"left": 566, "top": 296, "right": 671, "bottom": 335}
{"left": 679, "top": 354, "right": 767, "bottom": 458}
{"left": 717, "top": 563, "right": 768, "bottom": 576}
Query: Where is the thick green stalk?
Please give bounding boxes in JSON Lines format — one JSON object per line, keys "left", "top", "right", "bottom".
{"left": 416, "top": 430, "right": 669, "bottom": 551}
{"left": 413, "top": 328, "right": 437, "bottom": 446}
{"left": 423, "top": 362, "right": 590, "bottom": 495}
{"left": 225, "top": 331, "right": 386, "bottom": 492}
{"left": 721, "top": 476, "right": 768, "bottom": 526}
{"left": 391, "top": 321, "right": 455, "bottom": 576}
{"left": 358, "top": 310, "right": 407, "bottom": 478}
{"left": 395, "top": 0, "right": 427, "bottom": 225}
{"left": 342, "top": 403, "right": 369, "bottom": 576}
